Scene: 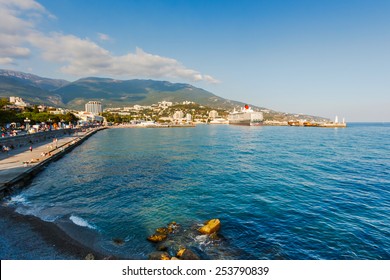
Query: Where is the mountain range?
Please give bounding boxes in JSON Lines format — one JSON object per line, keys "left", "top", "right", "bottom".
{"left": 0, "top": 69, "right": 249, "bottom": 110}
{"left": 0, "top": 69, "right": 327, "bottom": 121}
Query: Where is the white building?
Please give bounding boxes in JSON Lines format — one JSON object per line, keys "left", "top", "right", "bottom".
{"left": 76, "top": 111, "right": 103, "bottom": 123}
{"left": 158, "top": 101, "right": 173, "bottom": 108}
{"left": 209, "top": 110, "right": 218, "bottom": 119}
{"left": 85, "top": 101, "right": 102, "bottom": 115}
{"left": 9, "top": 96, "right": 29, "bottom": 107}
{"left": 173, "top": 111, "right": 184, "bottom": 120}
{"left": 186, "top": 113, "right": 192, "bottom": 122}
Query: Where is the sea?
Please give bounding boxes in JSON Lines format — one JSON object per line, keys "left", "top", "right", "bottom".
{"left": 1, "top": 123, "right": 389, "bottom": 260}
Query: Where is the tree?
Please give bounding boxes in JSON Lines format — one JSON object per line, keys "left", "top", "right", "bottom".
{"left": 62, "top": 112, "right": 79, "bottom": 123}
{"left": 0, "top": 98, "right": 10, "bottom": 108}
{"left": 33, "top": 105, "right": 40, "bottom": 114}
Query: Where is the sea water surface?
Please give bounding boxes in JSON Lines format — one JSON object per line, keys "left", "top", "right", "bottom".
{"left": 2, "top": 123, "right": 390, "bottom": 259}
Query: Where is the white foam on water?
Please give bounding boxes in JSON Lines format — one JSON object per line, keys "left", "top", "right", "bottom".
{"left": 6, "top": 194, "right": 29, "bottom": 205}
{"left": 69, "top": 215, "right": 96, "bottom": 229}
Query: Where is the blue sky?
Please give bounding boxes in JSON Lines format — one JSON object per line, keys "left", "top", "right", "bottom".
{"left": 1, "top": 0, "right": 389, "bottom": 121}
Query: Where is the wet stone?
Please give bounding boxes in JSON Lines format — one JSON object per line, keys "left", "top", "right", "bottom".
{"left": 198, "top": 219, "right": 221, "bottom": 235}
{"left": 112, "top": 238, "right": 125, "bottom": 245}
{"left": 179, "top": 248, "right": 200, "bottom": 260}
{"left": 147, "top": 234, "right": 167, "bottom": 243}
{"left": 156, "top": 227, "right": 170, "bottom": 235}
{"left": 85, "top": 253, "right": 95, "bottom": 260}
{"left": 148, "top": 251, "right": 171, "bottom": 260}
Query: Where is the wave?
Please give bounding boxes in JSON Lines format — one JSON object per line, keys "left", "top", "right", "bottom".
{"left": 69, "top": 215, "right": 96, "bottom": 229}
{"left": 5, "top": 194, "right": 29, "bottom": 205}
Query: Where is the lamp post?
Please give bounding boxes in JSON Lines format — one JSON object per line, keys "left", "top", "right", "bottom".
{"left": 24, "top": 117, "right": 31, "bottom": 132}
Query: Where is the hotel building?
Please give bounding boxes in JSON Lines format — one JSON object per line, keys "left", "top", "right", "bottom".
{"left": 85, "top": 101, "right": 102, "bottom": 115}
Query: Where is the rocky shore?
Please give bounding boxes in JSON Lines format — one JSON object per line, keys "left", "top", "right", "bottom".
{"left": 146, "top": 219, "right": 223, "bottom": 260}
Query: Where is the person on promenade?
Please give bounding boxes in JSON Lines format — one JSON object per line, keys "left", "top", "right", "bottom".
{"left": 29, "top": 146, "right": 33, "bottom": 152}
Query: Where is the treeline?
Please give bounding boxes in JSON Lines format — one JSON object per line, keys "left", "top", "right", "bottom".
{"left": 0, "top": 98, "right": 78, "bottom": 126}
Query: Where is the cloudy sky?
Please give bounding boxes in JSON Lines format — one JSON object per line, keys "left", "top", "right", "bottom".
{"left": 1, "top": 0, "right": 389, "bottom": 121}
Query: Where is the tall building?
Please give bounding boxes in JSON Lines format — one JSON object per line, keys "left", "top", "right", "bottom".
{"left": 85, "top": 101, "right": 102, "bottom": 115}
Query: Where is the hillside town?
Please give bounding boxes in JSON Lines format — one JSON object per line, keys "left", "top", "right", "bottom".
{"left": 1, "top": 94, "right": 336, "bottom": 140}
{"left": 1, "top": 96, "right": 234, "bottom": 135}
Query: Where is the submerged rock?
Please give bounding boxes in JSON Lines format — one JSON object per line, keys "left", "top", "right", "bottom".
{"left": 179, "top": 248, "right": 201, "bottom": 260}
{"left": 167, "top": 221, "right": 179, "bottom": 233}
{"left": 176, "top": 248, "right": 186, "bottom": 257}
{"left": 198, "top": 219, "right": 221, "bottom": 235}
{"left": 85, "top": 253, "right": 95, "bottom": 260}
{"left": 147, "top": 234, "right": 167, "bottom": 243}
{"left": 112, "top": 238, "right": 125, "bottom": 245}
{"left": 156, "top": 227, "right": 170, "bottom": 235}
{"left": 146, "top": 219, "right": 230, "bottom": 260}
{"left": 149, "top": 251, "right": 171, "bottom": 260}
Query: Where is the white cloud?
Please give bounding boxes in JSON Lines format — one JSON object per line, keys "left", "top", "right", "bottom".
{"left": 0, "top": 0, "right": 219, "bottom": 84}
{"left": 0, "top": 57, "right": 14, "bottom": 65}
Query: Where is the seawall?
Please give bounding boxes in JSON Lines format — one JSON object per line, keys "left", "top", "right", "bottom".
{"left": 0, "top": 129, "right": 74, "bottom": 149}
{"left": 0, "top": 127, "right": 106, "bottom": 199}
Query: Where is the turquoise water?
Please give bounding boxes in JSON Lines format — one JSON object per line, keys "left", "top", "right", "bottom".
{"left": 2, "top": 123, "right": 390, "bottom": 259}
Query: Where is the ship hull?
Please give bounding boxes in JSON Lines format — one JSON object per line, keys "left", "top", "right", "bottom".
{"left": 228, "top": 111, "right": 263, "bottom": 126}
{"left": 228, "top": 120, "right": 263, "bottom": 126}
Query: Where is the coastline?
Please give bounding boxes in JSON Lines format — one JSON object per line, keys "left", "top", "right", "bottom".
{"left": 0, "top": 127, "right": 106, "bottom": 198}
{"left": 0, "top": 127, "right": 114, "bottom": 260}
{"left": 0, "top": 205, "right": 109, "bottom": 260}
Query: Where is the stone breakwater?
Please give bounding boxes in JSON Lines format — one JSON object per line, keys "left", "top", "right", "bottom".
{"left": 0, "top": 127, "right": 106, "bottom": 198}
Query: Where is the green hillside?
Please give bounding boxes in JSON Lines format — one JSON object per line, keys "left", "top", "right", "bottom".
{"left": 0, "top": 69, "right": 259, "bottom": 111}
{"left": 0, "top": 75, "right": 63, "bottom": 106}
{"left": 54, "top": 77, "right": 245, "bottom": 110}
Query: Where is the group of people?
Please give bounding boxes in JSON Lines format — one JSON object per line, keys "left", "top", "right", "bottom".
{"left": 1, "top": 144, "right": 14, "bottom": 155}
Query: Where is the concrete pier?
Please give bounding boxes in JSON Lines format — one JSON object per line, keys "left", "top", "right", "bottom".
{"left": 0, "top": 127, "right": 106, "bottom": 198}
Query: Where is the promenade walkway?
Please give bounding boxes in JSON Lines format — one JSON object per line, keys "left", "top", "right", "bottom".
{"left": 0, "top": 128, "right": 103, "bottom": 195}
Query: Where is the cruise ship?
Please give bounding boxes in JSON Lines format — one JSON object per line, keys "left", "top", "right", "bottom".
{"left": 228, "top": 105, "right": 264, "bottom": 126}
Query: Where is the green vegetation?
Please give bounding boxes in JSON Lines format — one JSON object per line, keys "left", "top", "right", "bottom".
{"left": 0, "top": 103, "right": 78, "bottom": 128}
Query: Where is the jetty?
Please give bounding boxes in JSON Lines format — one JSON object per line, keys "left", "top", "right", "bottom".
{"left": 0, "top": 127, "right": 105, "bottom": 198}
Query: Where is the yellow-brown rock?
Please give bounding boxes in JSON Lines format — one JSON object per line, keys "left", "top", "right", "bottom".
{"left": 156, "top": 227, "right": 169, "bottom": 234}
{"left": 198, "top": 219, "right": 221, "bottom": 235}
{"left": 161, "top": 254, "right": 171, "bottom": 260}
{"left": 148, "top": 251, "right": 171, "bottom": 260}
{"left": 147, "top": 234, "right": 167, "bottom": 243}
{"left": 167, "top": 221, "right": 179, "bottom": 233}
{"left": 176, "top": 248, "right": 186, "bottom": 257}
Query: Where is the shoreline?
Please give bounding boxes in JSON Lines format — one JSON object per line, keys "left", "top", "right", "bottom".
{"left": 0, "top": 127, "right": 115, "bottom": 260}
{"left": 0, "top": 205, "right": 110, "bottom": 260}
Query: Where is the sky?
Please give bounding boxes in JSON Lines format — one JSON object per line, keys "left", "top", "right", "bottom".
{"left": 0, "top": 0, "right": 389, "bottom": 122}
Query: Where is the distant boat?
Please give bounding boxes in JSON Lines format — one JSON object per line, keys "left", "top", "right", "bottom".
{"left": 288, "top": 120, "right": 301, "bottom": 126}
{"left": 228, "top": 105, "right": 263, "bottom": 126}
{"left": 303, "top": 121, "right": 319, "bottom": 127}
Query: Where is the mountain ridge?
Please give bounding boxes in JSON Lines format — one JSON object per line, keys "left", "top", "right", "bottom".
{"left": 0, "top": 69, "right": 328, "bottom": 121}
{"left": 0, "top": 69, "right": 254, "bottom": 110}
